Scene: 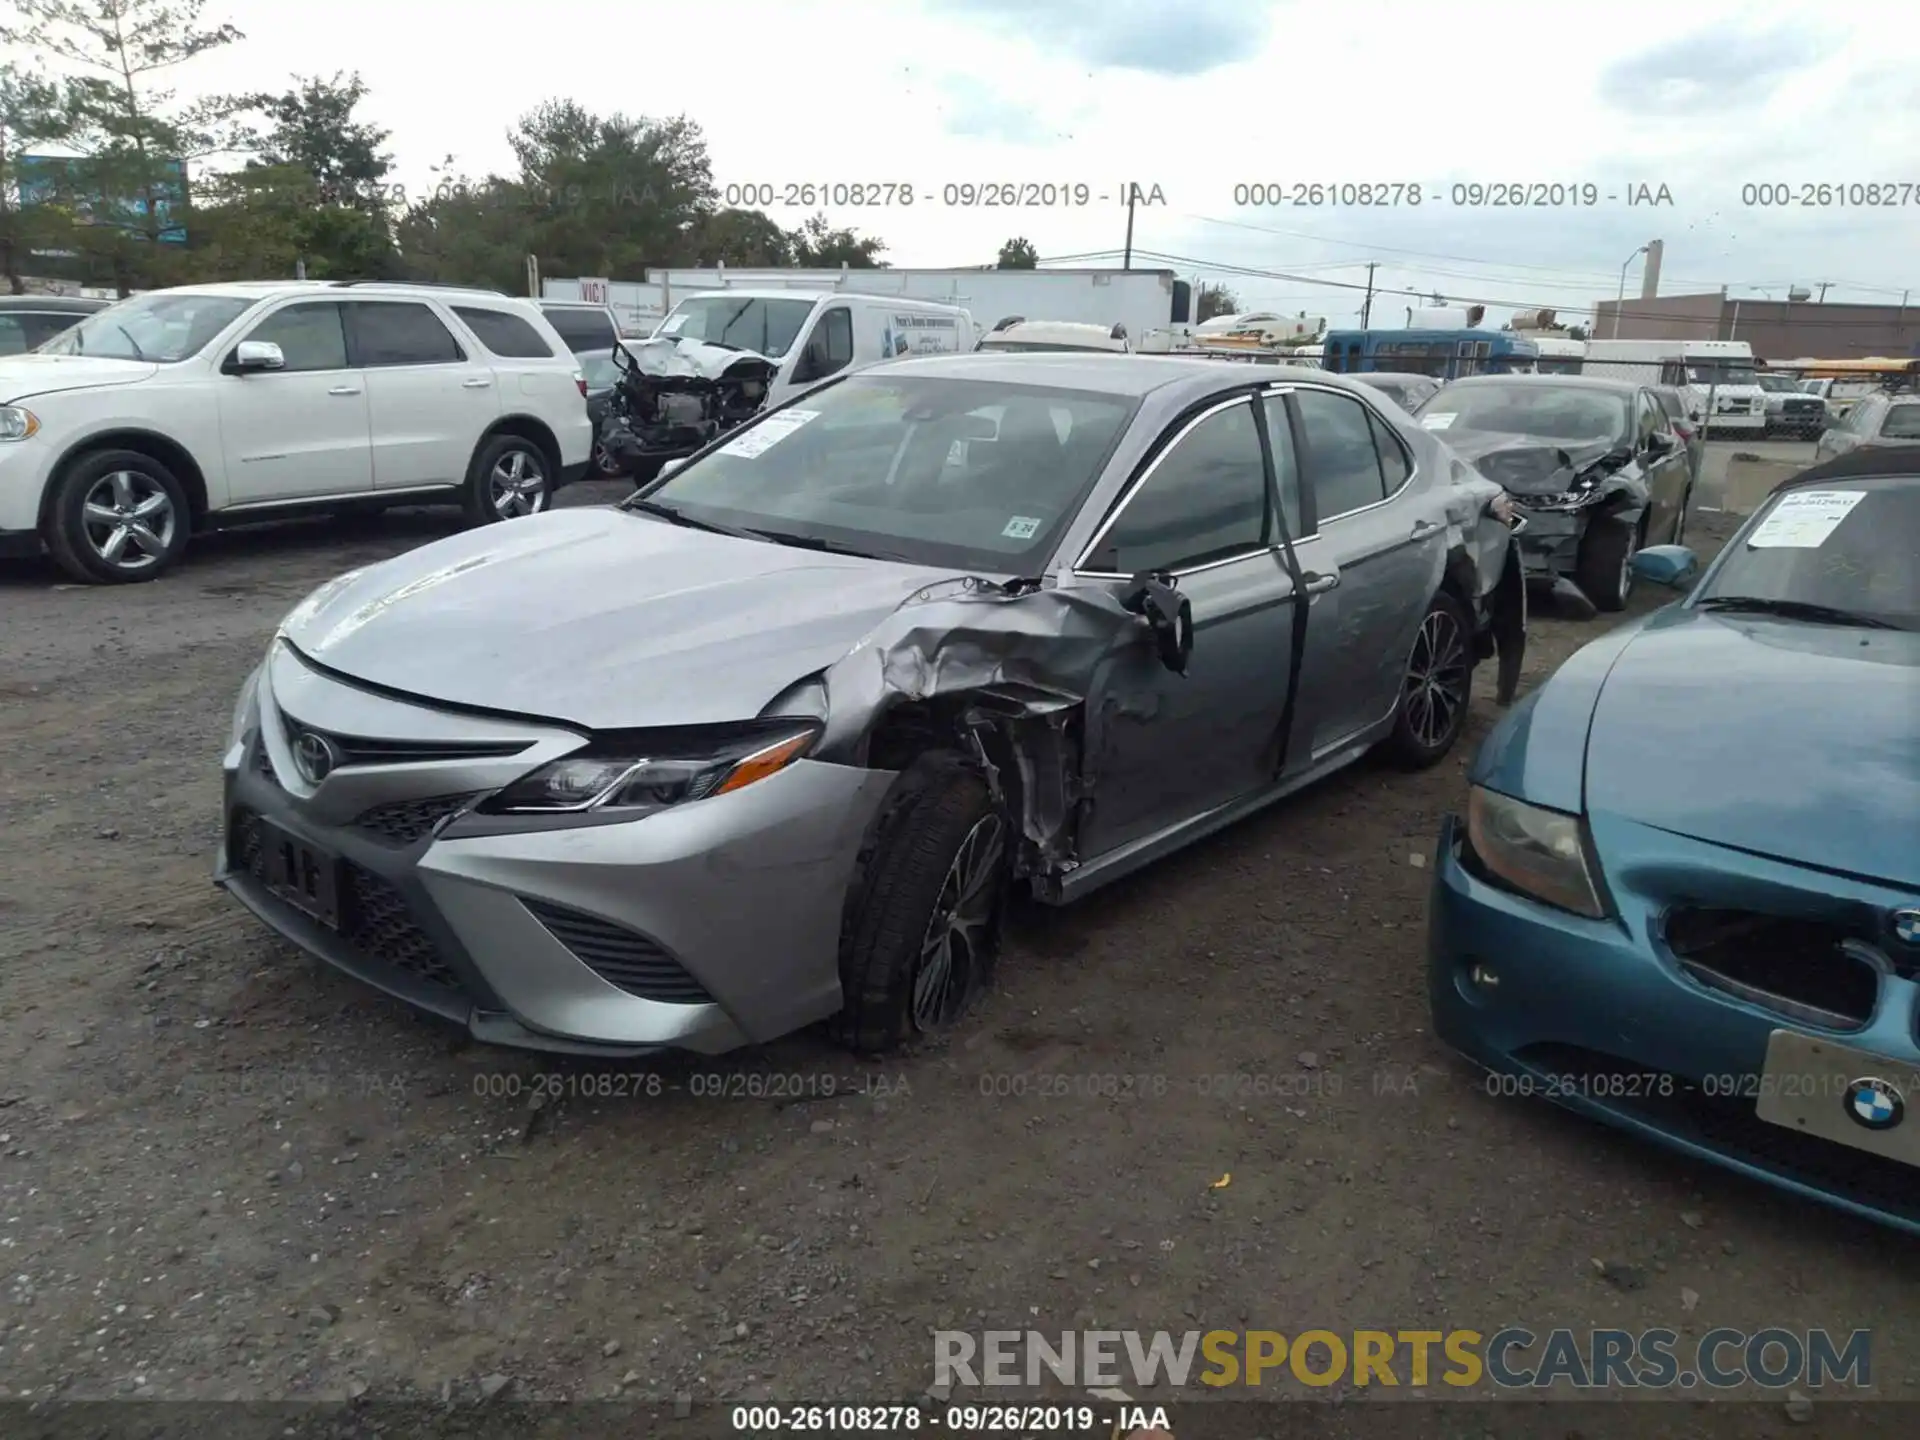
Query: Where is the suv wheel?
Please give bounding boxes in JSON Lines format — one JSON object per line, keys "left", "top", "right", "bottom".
{"left": 1383, "top": 590, "right": 1475, "bottom": 769}
{"left": 45, "top": 449, "right": 191, "bottom": 584}
{"left": 833, "top": 755, "right": 1008, "bottom": 1054}
{"left": 463, "top": 435, "right": 551, "bottom": 524}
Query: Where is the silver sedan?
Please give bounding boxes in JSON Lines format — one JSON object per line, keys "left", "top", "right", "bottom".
{"left": 218, "top": 355, "right": 1524, "bottom": 1056}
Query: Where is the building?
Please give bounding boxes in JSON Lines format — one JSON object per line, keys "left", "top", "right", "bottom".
{"left": 1590, "top": 290, "right": 1918, "bottom": 360}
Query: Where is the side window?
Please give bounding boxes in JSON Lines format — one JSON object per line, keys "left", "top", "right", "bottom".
{"left": 1088, "top": 400, "right": 1269, "bottom": 574}
{"left": 345, "top": 302, "right": 463, "bottom": 366}
{"left": 1, "top": 311, "right": 79, "bottom": 354}
{"left": 454, "top": 306, "right": 554, "bottom": 358}
{"left": 808, "top": 307, "right": 854, "bottom": 375}
{"left": 1637, "top": 392, "right": 1662, "bottom": 441}
{"left": 543, "top": 307, "right": 614, "bottom": 353}
{"left": 1294, "top": 388, "right": 1387, "bottom": 519}
{"left": 242, "top": 302, "right": 348, "bottom": 372}
{"left": 1367, "top": 409, "right": 1412, "bottom": 493}
{"left": 1259, "top": 395, "right": 1305, "bottom": 537}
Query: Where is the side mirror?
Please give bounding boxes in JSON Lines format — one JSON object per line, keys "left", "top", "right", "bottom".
{"left": 1629, "top": 544, "right": 1698, "bottom": 587}
{"left": 225, "top": 340, "right": 284, "bottom": 374}
{"left": 1120, "top": 572, "right": 1194, "bottom": 675}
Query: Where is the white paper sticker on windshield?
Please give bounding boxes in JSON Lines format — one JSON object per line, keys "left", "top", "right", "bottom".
{"left": 1745, "top": 489, "right": 1866, "bottom": 548}
{"left": 718, "top": 408, "right": 820, "bottom": 458}
{"left": 1421, "top": 413, "right": 1456, "bottom": 430}
{"left": 1002, "top": 515, "right": 1041, "bottom": 540}
{"left": 658, "top": 312, "right": 687, "bottom": 334}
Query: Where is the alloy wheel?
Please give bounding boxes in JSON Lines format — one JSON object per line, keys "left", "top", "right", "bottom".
{"left": 910, "top": 814, "right": 1005, "bottom": 1031}
{"left": 81, "top": 470, "right": 176, "bottom": 573}
{"left": 1402, "top": 607, "right": 1470, "bottom": 752}
{"left": 488, "top": 449, "right": 548, "bottom": 518}
{"left": 592, "top": 441, "right": 623, "bottom": 477}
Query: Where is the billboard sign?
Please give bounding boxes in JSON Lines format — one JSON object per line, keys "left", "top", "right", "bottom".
{"left": 15, "top": 154, "right": 189, "bottom": 244}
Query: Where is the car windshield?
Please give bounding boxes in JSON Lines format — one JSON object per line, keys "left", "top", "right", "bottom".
{"left": 1418, "top": 382, "right": 1631, "bottom": 445}
{"left": 655, "top": 296, "right": 815, "bottom": 358}
{"left": 1685, "top": 362, "right": 1759, "bottom": 387}
{"left": 634, "top": 374, "right": 1138, "bottom": 572}
{"left": 36, "top": 292, "right": 251, "bottom": 363}
{"left": 1757, "top": 374, "right": 1800, "bottom": 393}
{"left": 1878, "top": 404, "right": 1920, "bottom": 439}
{"left": 580, "top": 350, "right": 621, "bottom": 389}
{"left": 1700, "top": 475, "right": 1919, "bottom": 629}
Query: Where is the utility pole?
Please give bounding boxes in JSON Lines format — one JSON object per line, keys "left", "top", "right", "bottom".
{"left": 1122, "top": 184, "right": 1135, "bottom": 271}
{"left": 1360, "top": 262, "right": 1376, "bottom": 328}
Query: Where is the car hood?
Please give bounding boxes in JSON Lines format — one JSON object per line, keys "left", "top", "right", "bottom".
{"left": 0, "top": 354, "right": 159, "bottom": 401}
{"left": 279, "top": 506, "right": 958, "bottom": 730}
{"left": 622, "top": 336, "right": 778, "bottom": 383}
{"left": 1441, "top": 430, "right": 1619, "bottom": 496}
{"left": 1584, "top": 607, "right": 1920, "bottom": 885}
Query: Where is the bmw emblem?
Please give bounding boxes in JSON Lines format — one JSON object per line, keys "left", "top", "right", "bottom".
{"left": 291, "top": 731, "right": 337, "bottom": 785}
{"left": 1844, "top": 1077, "right": 1904, "bottom": 1132}
{"left": 1893, "top": 908, "right": 1920, "bottom": 947}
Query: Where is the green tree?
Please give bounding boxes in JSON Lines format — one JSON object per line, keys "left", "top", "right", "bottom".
{"left": 0, "top": 0, "right": 257, "bottom": 292}
{"left": 996, "top": 236, "right": 1037, "bottom": 269}
{"left": 689, "top": 206, "right": 792, "bottom": 266}
{"left": 244, "top": 72, "right": 393, "bottom": 215}
{"left": 0, "top": 62, "right": 73, "bottom": 293}
{"left": 1195, "top": 282, "right": 1239, "bottom": 322}
{"left": 788, "top": 211, "right": 886, "bottom": 267}
{"left": 395, "top": 171, "right": 527, "bottom": 293}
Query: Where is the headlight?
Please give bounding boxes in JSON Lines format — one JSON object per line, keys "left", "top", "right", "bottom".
{"left": 229, "top": 665, "right": 262, "bottom": 749}
{"left": 479, "top": 720, "right": 820, "bottom": 816}
{"left": 1465, "top": 785, "right": 1608, "bottom": 918}
{"left": 0, "top": 405, "right": 40, "bottom": 441}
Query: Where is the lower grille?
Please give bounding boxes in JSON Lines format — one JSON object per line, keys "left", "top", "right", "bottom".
{"left": 1516, "top": 1043, "right": 1920, "bottom": 1225}
{"left": 521, "top": 898, "right": 713, "bottom": 1004}
{"left": 353, "top": 794, "right": 475, "bottom": 846}
{"left": 1664, "top": 906, "right": 1880, "bottom": 1030}
{"left": 254, "top": 741, "right": 278, "bottom": 785}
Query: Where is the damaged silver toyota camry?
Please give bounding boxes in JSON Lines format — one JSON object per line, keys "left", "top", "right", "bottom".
{"left": 217, "top": 354, "right": 1525, "bottom": 1056}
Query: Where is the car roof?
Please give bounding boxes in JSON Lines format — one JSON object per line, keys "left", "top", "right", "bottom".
{"left": 868, "top": 351, "right": 1344, "bottom": 400}
{"left": 0, "top": 295, "right": 106, "bottom": 312}
{"left": 1355, "top": 371, "right": 1436, "bottom": 384}
{"left": 1772, "top": 443, "right": 1920, "bottom": 493}
{"left": 1446, "top": 373, "right": 1642, "bottom": 393}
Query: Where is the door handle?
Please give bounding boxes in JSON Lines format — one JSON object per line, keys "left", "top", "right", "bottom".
{"left": 461, "top": 377, "right": 492, "bottom": 389}
{"left": 327, "top": 385, "right": 360, "bottom": 396}
{"left": 1410, "top": 520, "right": 1443, "bottom": 540}
{"left": 1301, "top": 571, "right": 1339, "bottom": 595}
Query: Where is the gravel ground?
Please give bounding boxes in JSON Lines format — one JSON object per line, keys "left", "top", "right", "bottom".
{"left": 1, "top": 480, "right": 1914, "bottom": 1416}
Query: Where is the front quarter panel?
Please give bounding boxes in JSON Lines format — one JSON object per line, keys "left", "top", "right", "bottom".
{"left": 26, "top": 364, "right": 229, "bottom": 517}
{"left": 1468, "top": 616, "right": 1649, "bottom": 812}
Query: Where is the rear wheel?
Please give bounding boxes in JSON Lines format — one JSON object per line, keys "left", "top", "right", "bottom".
{"left": 44, "top": 448, "right": 191, "bottom": 584}
{"left": 462, "top": 434, "right": 551, "bottom": 524}
{"left": 833, "top": 756, "right": 1008, "bottom": 1054}
{"left": 1382, "top": 590, "right": 1475, "bottom": 770}
{"left": 1575, "top": 515, "right": 1638, "bottom": 612}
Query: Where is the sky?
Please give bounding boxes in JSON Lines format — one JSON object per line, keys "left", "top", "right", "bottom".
{"left": 7, "top": 0, "right": 1918, "bottom": 327}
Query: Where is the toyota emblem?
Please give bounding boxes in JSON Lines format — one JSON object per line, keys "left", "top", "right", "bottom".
{"left": 292, "top": 731, "right": 337, "bottom": 784}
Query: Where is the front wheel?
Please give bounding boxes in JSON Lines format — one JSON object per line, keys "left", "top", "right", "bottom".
{"left": 44, "top": 448, "right": 191, "bottom": 584}
{"left": 1382, "top": 590, "right": 1475, "bottom": 770}
{"left": 1575, "top": 515, "right": 1638, "bottom": 612}
{"left": 462, "top": 434, "right": 552, "bottom": 524}
{"left": 833, "top": 756, "right": 1008, "bottom": 1054}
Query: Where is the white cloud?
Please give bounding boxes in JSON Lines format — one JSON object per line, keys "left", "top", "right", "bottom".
{"left": 5, "top": 0, "right": 1914, "bottom": 322}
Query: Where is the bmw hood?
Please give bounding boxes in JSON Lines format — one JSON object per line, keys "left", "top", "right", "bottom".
{"left": 1442, "top": 431, "right": 1618, "bottom": 497}
{"left": 1583, "top": 609, "right": 1920, "bottom": 886}
{"left": 0, "top": 354, "right": 158, "bottom": 402}
{"left": 278, "top": 506, "right": 957, "bottom": 730}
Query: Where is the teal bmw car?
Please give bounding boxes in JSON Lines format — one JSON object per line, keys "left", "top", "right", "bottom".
{"left": 1429, "top": 444, "right": 1920, "bottom": 1230}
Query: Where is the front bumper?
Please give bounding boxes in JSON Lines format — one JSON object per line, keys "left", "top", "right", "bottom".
{"left": 1428, "top": 810, "right": 1920, "bottom": 1233}
{"left": 1511, "top": 509, "right": 1583, "bottom": 578}
{"left": 215, "top": 645, "right": 893, "bottom": 1054}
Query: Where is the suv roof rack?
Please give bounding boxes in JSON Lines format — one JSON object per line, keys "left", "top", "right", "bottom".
{"left": 330, "top": 280, "right": 509, "bottom": 295}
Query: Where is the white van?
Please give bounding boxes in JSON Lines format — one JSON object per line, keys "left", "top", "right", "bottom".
{"left": 648, "top": 289, "right": 976, "bottom": 407}
{"left": 1583, "top": 338, "right": 1767, "bottom": 433}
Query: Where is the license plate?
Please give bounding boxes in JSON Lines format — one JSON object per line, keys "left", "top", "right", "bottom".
{"left": 259, "top": 819, "right": 343, "bottom": 931}
{"left": 1755, "top": 1028, "right": 1920, "bottom": 1167}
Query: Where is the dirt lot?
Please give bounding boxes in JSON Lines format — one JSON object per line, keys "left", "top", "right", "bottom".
{"left": 1, "top": 472, "right": 1915, "bottom": 1414}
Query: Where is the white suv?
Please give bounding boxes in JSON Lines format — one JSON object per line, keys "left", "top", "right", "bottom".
{"left": 0, "top": 280, "right": 593, "bottom": 583}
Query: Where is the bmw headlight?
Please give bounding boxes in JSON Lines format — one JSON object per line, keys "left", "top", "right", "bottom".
{"left": 229, "top": 664, "right": 262, "bottom": 749}
{"left": 1466, "top": 785, "right": 1609, "bottom": 918}
{"left": 479, "top": 720, "right": 820, "bottom": 817}
{"left": 0, "top": 405, "right": 40, "bottom": 441}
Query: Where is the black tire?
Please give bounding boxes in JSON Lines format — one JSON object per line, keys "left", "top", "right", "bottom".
{"left": 44, "top": 447, "right": 191, "bottom": 584}
{"left": 461, "top": 433, "right": 552, "bottom": 525}
{"left": 833, "top": 755, "right": 1008, "bottom": 1055}
{"left": 1382, "top": 589, "right": 1476, "bottom": 770}
{"left": 590, "top": 439, "right": 626, "bottom": 478}
{"left": 1575, "top": 515, "right": 1638, "bottom": 612}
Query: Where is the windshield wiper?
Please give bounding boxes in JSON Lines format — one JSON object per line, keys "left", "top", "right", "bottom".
{"left": 620, "top": 496, "right": 764, "bottom": 541}
{"left": 1697, "top": 596, "right": 1905, "bottom": 630}
{"left": 115, "top": 323, "right": 148, "bottom": 360}
{"left": 742, "top": 528, "right": 909, "bottom": 562}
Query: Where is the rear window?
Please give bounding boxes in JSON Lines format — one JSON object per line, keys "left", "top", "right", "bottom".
{"left": 454, "top": 306, "right": 554, "bottom": 358}
{"left": 541, "top": 305, "right": 615, "bottom": 353}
